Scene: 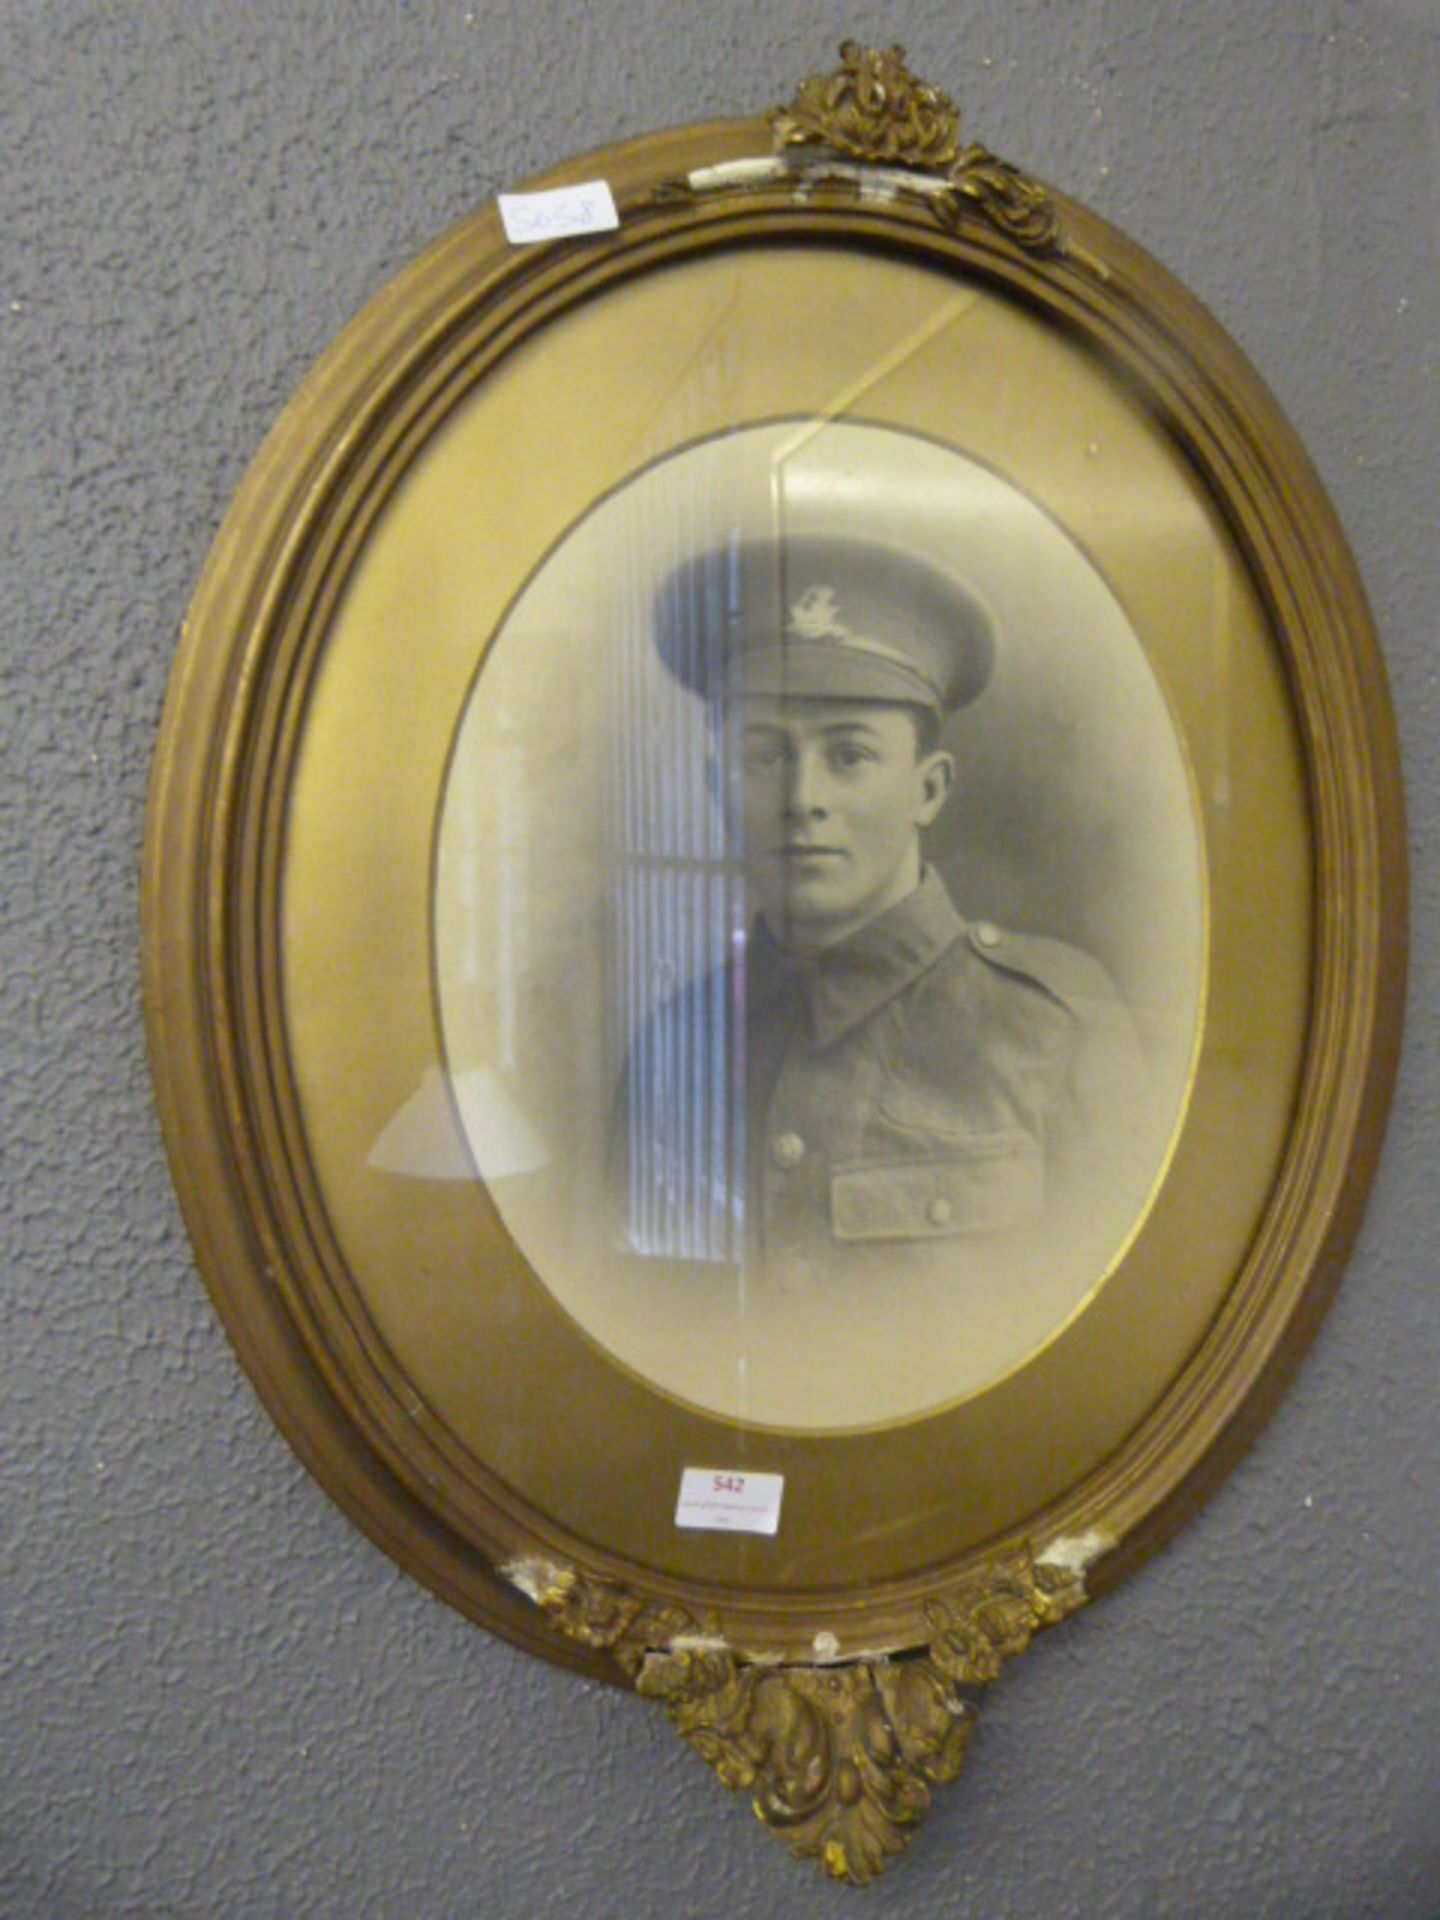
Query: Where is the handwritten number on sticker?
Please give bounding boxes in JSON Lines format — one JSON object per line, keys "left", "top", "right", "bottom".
{"left": 497, "top": 181, "right": 620, "bottom": 246}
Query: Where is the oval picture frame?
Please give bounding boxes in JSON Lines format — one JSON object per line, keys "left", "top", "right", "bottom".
{"left": 142, "top": 46, "right": 1406, "bottom": 1885}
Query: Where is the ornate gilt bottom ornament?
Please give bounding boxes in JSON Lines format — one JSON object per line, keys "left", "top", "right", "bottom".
{"left": 509, "top": 1543, "right": 1095, "bottom": 1885}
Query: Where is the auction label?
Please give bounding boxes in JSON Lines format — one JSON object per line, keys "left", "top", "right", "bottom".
{"left": 675, "top": 1467, "right": 784, "bottom": 1536}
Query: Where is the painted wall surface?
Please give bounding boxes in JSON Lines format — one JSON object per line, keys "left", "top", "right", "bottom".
{"left": 3, "top": 4, "right": 1437, "bottom": 1915}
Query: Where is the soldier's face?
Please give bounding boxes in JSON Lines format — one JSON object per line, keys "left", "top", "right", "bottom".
{"left": 725, "top": 697, "right": 954, "bottom": 952}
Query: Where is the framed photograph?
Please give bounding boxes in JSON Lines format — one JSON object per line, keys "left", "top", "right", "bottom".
{"left": 142, "top": 45, "right": 1405, "bottom": 1882}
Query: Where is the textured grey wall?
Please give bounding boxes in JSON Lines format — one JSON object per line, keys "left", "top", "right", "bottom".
{"left": 4, "top": 3, "right": 1437, "bottom": 1915}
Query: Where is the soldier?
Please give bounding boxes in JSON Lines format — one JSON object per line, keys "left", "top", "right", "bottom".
{"left": 619, "top": 534, "right": 1152, "bottom": 1296}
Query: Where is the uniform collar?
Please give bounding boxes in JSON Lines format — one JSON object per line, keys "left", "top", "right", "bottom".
{"left": 748, "top": 867, "right": 965, "bottom": 1049}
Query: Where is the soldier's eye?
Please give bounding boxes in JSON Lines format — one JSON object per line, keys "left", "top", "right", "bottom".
{"left": 829, "top": 743, "right": 874, "bottom": 770}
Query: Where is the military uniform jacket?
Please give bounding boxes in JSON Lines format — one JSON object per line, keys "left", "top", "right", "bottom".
{"left": 614, "top": 870, "right": 1153, "bottom": 1294}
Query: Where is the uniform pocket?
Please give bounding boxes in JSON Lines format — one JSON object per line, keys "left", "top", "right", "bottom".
{"left": 875, "top": 1092, "right": 982, "bottom": 1144}
{"left": 830, "top": 1134, "right": 1043, "bottom": 1241}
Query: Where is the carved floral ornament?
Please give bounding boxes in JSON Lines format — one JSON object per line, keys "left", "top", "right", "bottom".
{"left": 769, "top": 40, "right": 1062, "bottom": 252}
{"left": 507, "top": 1540, "right": 1099, "bottom": 1885}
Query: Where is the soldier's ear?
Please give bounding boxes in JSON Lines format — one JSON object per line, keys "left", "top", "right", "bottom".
{"left": 915, "top": 749, "right": 955, "bottom": 826}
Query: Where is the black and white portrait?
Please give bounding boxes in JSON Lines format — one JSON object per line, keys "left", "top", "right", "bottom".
{"left": 435, "top": 421, "right": 1203, "bottom": 1428}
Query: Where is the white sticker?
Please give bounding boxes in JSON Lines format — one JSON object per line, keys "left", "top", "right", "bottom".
{"left": 675, "top": 1467, "right": 784, "bottom": 1536}
{"left": 498, "top": 181, "right": 619, "bottom": 245}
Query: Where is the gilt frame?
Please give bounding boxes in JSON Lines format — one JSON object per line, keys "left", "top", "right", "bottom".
{"left": 142, "top": 46, "right": 1406, "bottom": 1882}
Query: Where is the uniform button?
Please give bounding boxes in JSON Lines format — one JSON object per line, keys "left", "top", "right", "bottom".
{"left": 927, "top": 1195, "right": 954, "bottom": 1227}
{"left": 974, "top": 921, "right": 1002, "bottom": 949}
{"left": 771, "top": 1131, "right": 805, "bottom": 1169}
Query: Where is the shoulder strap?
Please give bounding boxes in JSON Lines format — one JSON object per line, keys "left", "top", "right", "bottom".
{"left": 964, "top": 920, "right": 1118, "bottom": 1016}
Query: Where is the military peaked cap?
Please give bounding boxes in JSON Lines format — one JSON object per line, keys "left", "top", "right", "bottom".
{"left": 654, "top": 535, "right": 995, "bottom": 715}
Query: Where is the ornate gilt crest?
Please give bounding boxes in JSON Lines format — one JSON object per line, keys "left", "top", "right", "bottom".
{"left": 770, "top": 41, "right": 1061, "bottom": 253}
{"left": 772, "top": 40, "right": 962, "bottom": 170}
{"left": 510, "top": 1542, "right": 1093, "bottom": 1885}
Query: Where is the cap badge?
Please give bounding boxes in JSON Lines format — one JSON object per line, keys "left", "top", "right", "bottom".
{"left": 786, "top": 585, "right": 850, "bottom": 642}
